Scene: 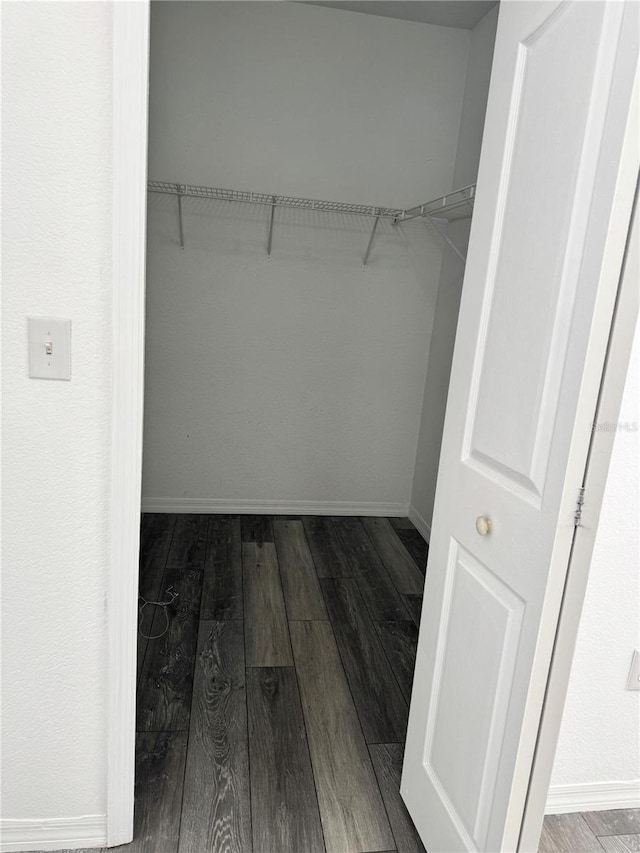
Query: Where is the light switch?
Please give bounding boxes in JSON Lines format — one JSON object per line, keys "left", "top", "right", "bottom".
{"left": 28, "top": 316, "right": 71, "bottom": 380}
{"left": 627, "top": 650, "right": 640, "bottom": 691}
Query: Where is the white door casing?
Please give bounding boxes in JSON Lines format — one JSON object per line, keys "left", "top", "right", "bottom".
{"left": 401, "top": 3, "right": 639, "bottom": 852}
{"left": 109, "top": 1, "right": 150, "bottom": 845}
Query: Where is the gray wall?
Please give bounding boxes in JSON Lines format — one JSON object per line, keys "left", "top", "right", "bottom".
{"left": 143, "top": 1, "right": 470, "bottom": 512}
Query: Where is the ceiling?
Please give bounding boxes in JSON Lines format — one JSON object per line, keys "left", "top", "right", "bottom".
{"left": 300, "top": 1, "right": 497, "bottom": 30}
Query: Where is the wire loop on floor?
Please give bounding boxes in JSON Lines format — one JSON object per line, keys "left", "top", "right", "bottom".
{"left": 138, "top": 586, "right": 179, "bottom": 640}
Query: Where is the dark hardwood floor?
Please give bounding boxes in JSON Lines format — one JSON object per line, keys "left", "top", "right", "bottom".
{"left": 136, "top": 512, "right": 424, "bottom": 853}
{"left": 59, "top": 513, "right": 638, "bottom": 853}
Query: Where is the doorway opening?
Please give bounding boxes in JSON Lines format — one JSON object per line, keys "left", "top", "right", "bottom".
{"left": 136, "top": 4, "right": 496, "bottom": 850}
{"left": 117, "top": 2, "right": 640, "bottom": 852}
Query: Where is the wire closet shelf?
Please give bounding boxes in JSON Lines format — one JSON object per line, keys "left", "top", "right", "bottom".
{"left": 147, "top": 180, "right": 476, "bottom": 266}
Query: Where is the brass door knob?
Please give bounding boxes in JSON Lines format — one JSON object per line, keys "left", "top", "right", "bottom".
{"left": 476, "top": 516, "right": 493, "bottom": 536}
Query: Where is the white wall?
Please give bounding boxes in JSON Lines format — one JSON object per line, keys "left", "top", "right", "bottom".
{"left": 410, "top": 5, "right": 498, "bottom": 536}
{"left": 550, "top": 320, "right": 640, "bottom": 807}
{"left": 143, "top": 2, "right": 470, "bottom": 512}
{"left": 1, "top": 2, "right": 112, "bottom": 848}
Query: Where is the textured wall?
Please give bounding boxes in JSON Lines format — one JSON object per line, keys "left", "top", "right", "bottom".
{"left": 143, "top": 199, "right": 442, "bottom": 509}
{"left": 552, "top": 322, "right": 640, "bottom": 791}
{"left": 148, "top": 1, "right": 470, "bottom": 208}
{"left": 1, "top": 0, "right": 111, "bottom": 833}
{"left": 143, "top": 2, "right": 470, "bottom": 510}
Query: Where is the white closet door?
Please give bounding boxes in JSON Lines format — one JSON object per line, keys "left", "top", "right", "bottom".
{"left": 402, "top": 2, "right": 639, "bottom": 851}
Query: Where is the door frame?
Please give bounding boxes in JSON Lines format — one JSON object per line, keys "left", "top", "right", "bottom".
{"left": 108, "top": 1, "right": 150, "bottom": 846}
{"left": 107, "top": 2, "right": 638, "bottom": 847}
{"left": 519, "top": 146, "right": 639, "bottom": 852}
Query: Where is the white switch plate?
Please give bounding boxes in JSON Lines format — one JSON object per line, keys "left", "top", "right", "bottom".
{"left": 28, "top": 316, "right": 71, "bottom": 380}
{"left": 626, "top": 649, "right": 640, "bottom": 691}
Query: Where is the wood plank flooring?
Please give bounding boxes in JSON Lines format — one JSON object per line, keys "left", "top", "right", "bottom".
{"left": 373, "top": 620, "right": 418, "bottom": 704}
{"left": 247, "top": 666, "right": 324, "bottom": 853}
{"left": 599, "top": 836, "right": 640, "bottom": 853}
{"left": 136, "top": 566, "right": 202, "bottom": 731}
{"left": 360, "top": 518, "right": 424, "bottom": 594}
{"left": 135, "top": 512, "right": 422, "bottom": 853}
{"left": 64, "top": 512, "right": 639, "bottom": 853}
{"left": 137, "top": 513, "right": 177, "bottom": 681}
{"left": 539, "top": 815, "right": 606, "bottom": 853}
{"left": 202, "top": 515, "right": 243, "bottom": 620}
{"left": 320, "top": 577, "right": 408, "bottom": 743}
{"left": 291, "top": 620, "right": 394, "bottom": 853}
{"left": 130, "top": 731, "right": 188, "bottom": 853}
{"left": 583, "top": 812, "right": 640, "bottom": 838}
{"left": 332, "top": 517, "right": 410, "bottom": 621}
{"left": 273, "top": 519, "right": 327, "bottom": 620}
{"left": 539, "top": 812, "right": 640, "bottom": 853}
{"left": 369, "top": 743, "right": 426, "bottom": 853}
{"left": 167, "top": 513, "right": 208, "bottom": 569}
{"left": 243, "top": 541, "right": 293, "bottom": 667}
{"left": 179, "top": 620, "right": 251, "bottom": 853}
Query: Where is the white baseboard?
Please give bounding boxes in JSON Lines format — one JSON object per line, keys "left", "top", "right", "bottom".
{"left": 141, "top": 497, "right": 409, "bottom": 516}
{"left": 545, "top": 781, "right": 640, "bottom": 814}
{"left": 0, "top": 814, "right": 107, "bottom": 852}
{"left": 408, "top": 504, "right": 431, "bottom": 542}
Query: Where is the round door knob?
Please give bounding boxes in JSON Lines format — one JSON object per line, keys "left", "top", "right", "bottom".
{"left": 475, "top": 515, "right": 492, "bottom": 536}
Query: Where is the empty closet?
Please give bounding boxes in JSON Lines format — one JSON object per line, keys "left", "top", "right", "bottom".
{"left": 136, "top": 3, "right": 640, "bottom": 852}
{"left": 142, "top": 1, "right": 498, "bottom": 526}
{"left": 138, "top": 3, "right": 498, "bottom": 852}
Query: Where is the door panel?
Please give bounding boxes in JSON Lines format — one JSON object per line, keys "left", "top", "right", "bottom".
{"left": 427, "top": 541, "right": 525, "bottom": 848}
{"left": 468, "top": 3, "right": 605, "bottom": 502}
{"left": 402, "top": 2, "right": 639, "bottom": 851}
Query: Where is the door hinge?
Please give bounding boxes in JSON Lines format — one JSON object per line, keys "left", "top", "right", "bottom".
{"left": 574, "top": 487, "right": 586, "bottom": 527}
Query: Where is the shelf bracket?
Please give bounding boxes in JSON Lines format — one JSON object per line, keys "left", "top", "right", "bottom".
{"left": 177, "top": 184, "right": 185, "bottom": 250}
{"left": 267, "top": 197, "right": 276, "bottom": 259}
{"left": 393, "top": 205, "right": 424, "bottom": 226}
{"left": 362, "top": 214, "right": 380, "bottom": 269}
{"left": 426, "top": 215, "right": 466, "bottom": 263}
